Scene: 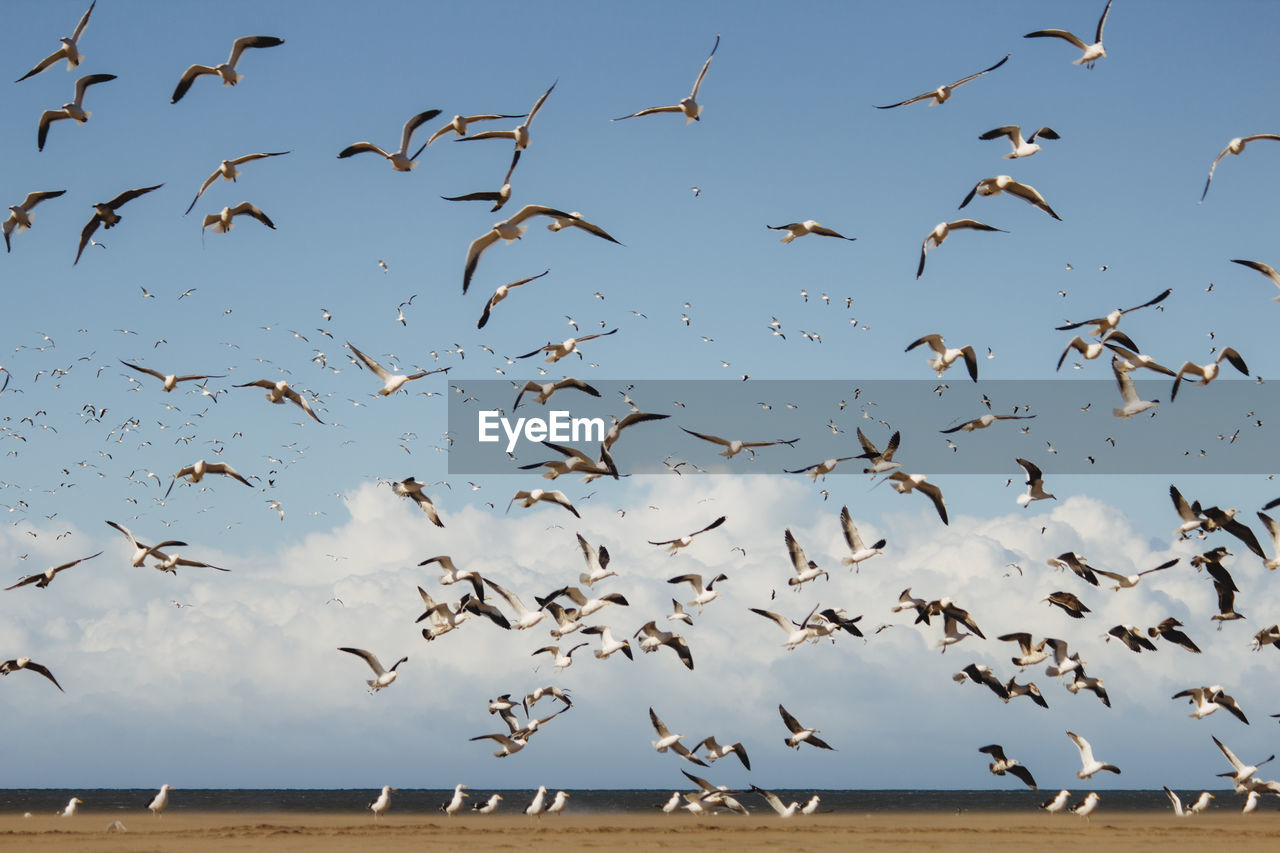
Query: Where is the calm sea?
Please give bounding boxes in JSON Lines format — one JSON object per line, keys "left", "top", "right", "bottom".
{"left": 0, "top": 789, "right": 1249, "bottom": 815}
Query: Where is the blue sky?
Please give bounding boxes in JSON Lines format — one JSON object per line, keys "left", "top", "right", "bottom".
{"left": 2, "top": 1, "right": 1280, "bottom": 796}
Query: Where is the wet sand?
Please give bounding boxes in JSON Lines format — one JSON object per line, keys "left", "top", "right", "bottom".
{"left": 2, "top": 812, "right": 1279, "bottom": 852}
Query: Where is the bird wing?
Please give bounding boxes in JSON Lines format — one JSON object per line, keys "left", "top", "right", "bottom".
{"left": 524, "top": 80, "right": 557, "bottom": 126}
{"left": 16, "top": 49, "right": 66, "bottom": 83}
{"left": 25, "top": 661, "right": 65, "bottom": 692}
{"left": 73, "top": 73, "right": 115, "bottom": 106}
{"left": 443, "top": 190, "right": 503, "bottom": 203}
{"left": 3, "top": 574, "right": 43, "bottom": 591}
{"left": 778, "top": 704, "right": 803, "bottom": 734}
{"left": 750, "top": 607, "right": 793, "bottom": 634}
{"left": 185, "top": 169, "right": 224, "bottom": 216}
{"left": 978, "top": 744, "right": 1008, "bottom": 761}
{"left": 612, "top": 104, "right": 684, "bottom": 121}
{"left": 670, "top": 740, "right": 709, "bottom": 766}
{"left": 1213, "top": 735, "right": 1246, "bottom": 773}
{"left": 874, "top": 91, "right": 934, "bottom": 110}
{"left": 917, "top": 481, "right": 949, "bottom": 525}
{"left": 1005, "top": 180, "right": 1060, "bottom": 219}
{"left": 1137, "top": 558, "right": 1179, "bottom": 577}
{"left": 958, "top": 182, "right": 982, "bottom": 210}
{"left": 649, "top": 706, "right": 672, "bottom": 738}
{"left": 463, "top": 230, "right": 501, "bottom": 294}
{"left": 400, "top": 109, "right": 443, "bottom": 154}
{"left": 1095, "top": 0, "right": 1113, "bottom": 42}
{"left": 73, "top": 213, "right": 101, "bottom": 265}
{"left": 979, "top": 126, "right": 1019, "bottom": 142}
{"left": 784, "top": 528, "right": 811, "bottom": 575}
{"left": 119, "top": 360, "right": 166, "bottom": 382}
{"left": 1007, "top": 765, "right": 1037, "bottom": 790}
{"left": 337, "top": 142, "right": 392, "bottom": 160}
{"left": 810, "top": 225, "right": 853, "bottom": 240}
{"left": 905, "top": 334, "right": 945, "bottom": 355}
{"left": 1024, "top": 29, "right": 1088, "bottom": 50}
{"left": 105, "top": 184, "right": 163, "bottom": 210}
{"left": 688, "top": 34, "right": 720, "bottom": 100}
{"left": 840, "top": 505, "right": 866, "bottom": 551}
{"left": 338, "top": 647, "right": 384, "bottom": 676}
{"left": 171, "top": 65, "right": 218, "bottom": 103}
{"left": 949, "top": 219, "right": 1004, "bottom": 233}
{"left": 751, "top": 786, "right": 787, "bottom": 815}
{"left": 1067, "top": 731, "right": 1095, "bottom": 767}
{"left": 949, "top": 54, "right": 1009, "bottom": 88}
{"left": 227, "top": 35, "right": 285, "bottom": 68}
{"left": 226, "top": 202, "right": 274, "bottom": 229}
{"left": 483, "top": 577, "right": 528, "bottom": 617}
{"left": 345, "top": 341, "right": 390, "bottom": 381}
{"left": 1163, "top": 786, "right": 1184, "bottom": 816}
{"left": 1231, "top": 259, "right": 1280, "bottom": 287}
{"left": 692, "top": 516, "right": 727, "bottom": 537}
{"left": 1121, "top": 287, "right": 1173, "bottom": 315}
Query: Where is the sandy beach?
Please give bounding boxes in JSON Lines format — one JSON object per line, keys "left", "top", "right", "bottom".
{"left": 2, "top": 812, "right": 1279, "bottom": 852}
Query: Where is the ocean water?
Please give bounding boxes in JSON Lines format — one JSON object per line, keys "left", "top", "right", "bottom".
{"left": 0, "top": 788, "right": 1250, "bottom": 815}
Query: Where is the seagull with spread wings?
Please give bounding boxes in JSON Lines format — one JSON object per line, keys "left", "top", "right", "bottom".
{"left": 1024, "top": 0, "right": 1112, "bottom": 67}
{"left": 875, "top": 54, "right": 1008, "bottom": 108}
{"left": 979, "top": 745, "right": 1037, "bottom": 789}
{"left": 1201, "top": 134, "right": 1280, "bottom": 203}
{"left": 4, "top": 190, "right": 66, "bottom": 253}
{"left": 960, "top": 175, "right": 1061, "bottom": 220}
{"left": 171, "top": 35, "right": 285, "bottom": 104}
{"left": 5, "top": 551, "right": 102, "bottom": 591}
{"left": 234, "top": 379, "right": 322, "bottom": 423}
{"left": 183, "top": 152, "right": 290, "bottom": 215}
{"left": 76, "top": 185, "right": 163, "bottom": 264}
{"left": 979, "top": 125, "right": 1060, "bottom": 159}
{"left": 613, "top": 35, "right": 719, "bottom": 124}
{"left": 337, "top": 109, "right": 442, "bottom": 171}
{"left": 15, "top": 1, "right": 96, "bottom": 82}
{"left": 346, "top": 341, "right": 449, "bottom": 395}
{"left": 779, "top": 705, "right": 834, "bottom": 750}
{"left": 37, "top": 72, "right": 115, "bottom": 152}
{"left": 0, "top": 657, "right": 65, "bottom": 691}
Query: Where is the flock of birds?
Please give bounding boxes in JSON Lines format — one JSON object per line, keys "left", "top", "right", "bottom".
{"left": 4, "top": 0, "right": 1280, "bottom": 824}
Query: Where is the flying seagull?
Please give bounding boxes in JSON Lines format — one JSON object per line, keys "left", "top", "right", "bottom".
{"left": 941, "top": 413, "right": 1035, "bottom": 433}
{"left": 338, "top": 647, "right": 406, "bottom": 692}
{"left": 1024, "top": 0, "right": 1113, "bottom": 67}
{"left": 507, "top": 489, "right": 580, "bottom": 518}
{"left": 15, "top": 1, "right": 96, "bottom": 82}
{"left": 234, "top": 379, "right": 323, "bottom": 423}
{"left": 1173, "top": 686, "right": 1249, "bottom": 724}
{"left": 906, "top": 334, "right": 979, "bottom": 381}
{"left": 779, "top": 704, "right": 834, "bottom": 750}
{"left": 4, "top": 551, "right": 102, "bottom": 591}
{"left": 4, "top": 190, "right": 66, "bottom": 253}
{"left": 1171, "top": 348, "right": 1249, "bottom": 400}
{"left": 613, "top": 34, "right": 720, "bottom": 124}
{"left": 1015, "top": 458, "right": 1056, "bottom": 506}
{"left": 120, "top": 358, "right": 221, "bottom": 392}
{"left": 886, "top": 472, "right": 949, "bottom": 525}
{"left": 979, "top": 125, "right": 1060, "bottom": 159}
{"left": 840, "top": 505, "right": 885, "bottom": 569}
{"left": 1164, "top": 787, "right": 1213, "bottom": 817}
{"left": 649, "top": 516, "right": 726, "bottom": 553}
{"left": 390, "top": 477, "right": 445, "bottom": 527}
{"left": 1230, "top": 259, "right": 1280, "bottom": 300}
{"left": 648, "top": 707, "right": 709, "bottom": 766}
{"left": 171, "top": 36, "right": 285, "bottom": 104}
{"left": 477, "top": 269, "right": 550, "bottom": 329}
{"left": 183, "top": 151, "right": 290, "bottom": 215}
{"left": 76, "top": 184, "right": 163, "bottom": 265}
{"left": 424, "top": 111, "right": 528, "bottom": 147}
{"left": 680, "top": 427, "right": 798, "bottom": 458}
{"left": 917, "top": 220, "right": 1005, "bottom": 278}
{"left": 959, "top": 176, "right": 1061, "bottom": 220}
{"left": 337, "top": 109, "right": 443, "bottom": 171}
{"left": 1054, "top": 288, "right": 1172, "bottom": 337}
{"left": 346, "top": 341, "right": 449, "bottom": 395}
{"left": 1201, "top": 134, "right": 1280, "bottom": 203}
{"left": 461, "top": 205, "right": 574, "bottom": 293}
{"left": 201, "top": 202, "right": 274, "bottom": 235}
{"left": 766, "top": 221, "right": 856, "bottom": 243}
{"left": 875, "top": 54, "right": 1008, "bottom": 108}
{"left": 0, "top": 657, "right": 65, "bottom": 691}
{"left": 979, "top": 744, "right": 1037, "bottom": 789}
{"left": 1067, "top": 731, "right": 1120, "bottom": 779}
{"left": 164, "top": 459, "right": 253, "bottom": 498}
{"left": 37, "top": 73, "right": 116, "bottom": 152}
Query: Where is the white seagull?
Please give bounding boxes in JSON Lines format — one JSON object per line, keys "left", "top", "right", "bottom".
{"left": 105, "top": 521, "right": 184, "bottom": 568}
{"left": 979, "top": 125, "right": 1060, "bottom": 159}
{"left": 751, "top": 604, "right": 821, "bottom": 650}
{"left": 1071, "top": 792, "right": 1101, "bottom": 819}
{"left": 649, "top": 708, "right": 709, "bottom": 766}
{"left": 37, "top": 72, "right": 115, "bottom": 152}
{"left": 906, "top": 334, "right": 979, "bottom": 381}
{"left": 525, "top": 786, "right": 548, "bottom": 817}
{"left": 1041, "top": 790, "right": 1071, "bottom": 813}
{"left": 482, "top": 578, "right": 548, "bottom": 630}
{"left": 840, "top": 506, "right": 886, "bottom": 569}
{"left": 120, "top": 358, "right": 222, "bottom": 392}
{"left": 516, "top": 329, "right": 619, "bottom": 364}
{"left": 875, "top": 55, "right": 1008, "bottom": 108}
{"left": 681, "top": 428, "right": 799, "bottom": 458}
{"left": 347, "top": 341, "right": 449, "bottom": 395}
{"left": 1015, "top": 458, "right": 1056, "bottom": 506}
{"left": 148, "top": 785, "right": 173, "bottom": 817}
{"left": 477, "top": 269, "right": 550, "bottom": 329}
{"left": 780, "top": 704, "right": 834, "bottom": 750}
{"left": 1164, "top": 787, "right": 1213, "bottom": 817}
{"left": 750, "top": 786, "right": 800, "bottom": 818}
{"left": 76, "top": 184, "right": 163, "bottom": 265}
{"left": 443, "top": 785, "right": 469, "bottom": 816}
{"left": 649, "top": 517, "right": 726, "bottom": 553}
{"left": 766, "top": 221, "right": 856, "bottom": 243}
{"left": 1067, "top": 731, "right": 1121, "bottom": 779}
{"left": 1201, "top": 134, "right": 1280, "bottom": 203}
{"left": 784, "top": 529, "right": 828, "bottom": 587}
{"left": 959, "top": 176, "right": 1061, "bottom": 220}
{"left": 15, "top": 1, "right": 96, "bottom": 82}
{"left": 391, "top": 477, "right": 445, "bottom": 527}
{"left": 337, "top": 109, "right": 442, "bottom": 171}
{"left": 202, "top": 202, "right": 274, "bottom": 235}
{"left": 5, "top": 551, "right": 102, "bottom": 591}
{"left": 1024, "top": 0, "right": 1112, "bottom": 67}
{"left": 59, "top": 797, "right": 83, "bottom": 817}
{"left": 669, "top": 573, "right": 728, "bottom": 609}
{"left": 424, "top": 111, "right": 528, "bottom": 147}
{"left": 369, "top": 786, "right": 394, "bottom": 819}
{"left": 613, "top": 34, "right": 719, "bottom": 124}
{"left": 1173, "top": 686, "right": 1249, "bottom": 724}
{"left": 338, "top": 647, "right": 407, "bottom": 692}
{"left": 234, "top": 379, "right": 322, "bottom": 423}
{"left": 917, "top": 220, "right": 1005, "bottom": 279}
{"left": 547, "top": 791, "right": 569, "bottom": 815}
{"left": 577, "top": 534, "right": 617, "bottom": 587}
{"left": 1171, "top": 348, "right": 1249, "bottom": 400}
{"left": 475, "top": 794, "right": 502, "bottom": 814}
{"left": 1110, "top": 357, "right": 1159, "bottom": 419}
{"left": 461, "top": 205, "right": 575, "bottom": 293}
{"left": 507, "top": 489, "right": 580, "bottom": 518}
{"left": 171, "top": 36, "right": 285, "bottom": 103}
{"left": 4, "top": 190, "right": 66, "bottom": 253}
{"left": 183, "top": 151, "right": 290, "bottom": 215}
{"left": 164, "top": 459, "right": 253, "bottom": 499}
{"left": 886, "top": 472, "right": 949, "bottom": 525}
